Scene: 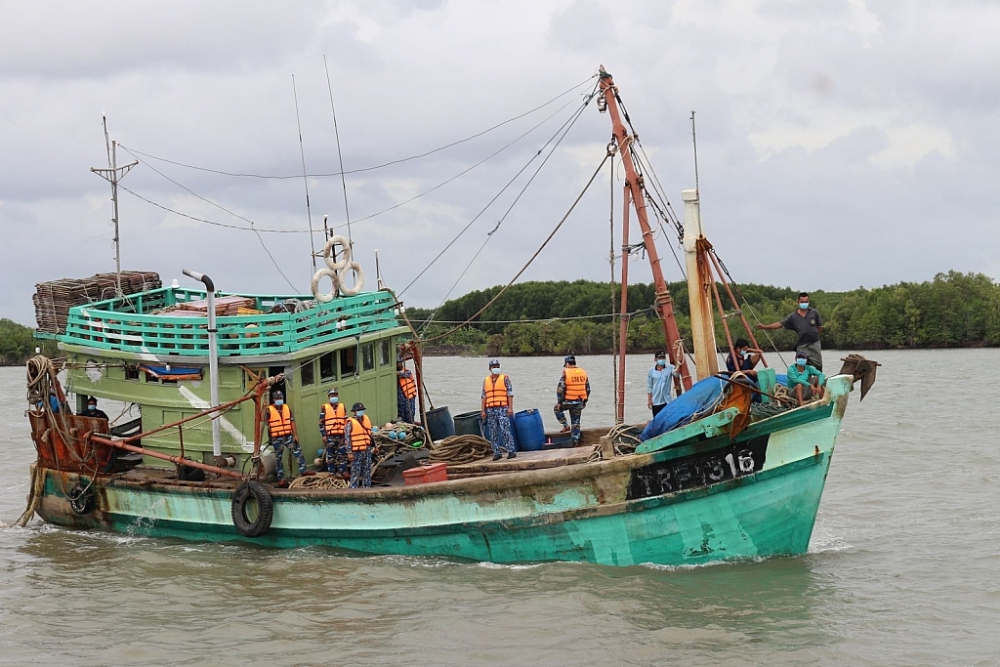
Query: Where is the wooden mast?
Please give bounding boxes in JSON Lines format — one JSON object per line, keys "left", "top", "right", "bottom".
{"left": 599, "top": 67, "right": 692, "bottom": 392}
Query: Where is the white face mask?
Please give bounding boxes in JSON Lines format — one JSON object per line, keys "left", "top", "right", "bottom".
{"left": 491, "top": 367, "right": 500, "bottom": 375}
{"left": 329, "top": 397, "right": 338, "bottom": 404}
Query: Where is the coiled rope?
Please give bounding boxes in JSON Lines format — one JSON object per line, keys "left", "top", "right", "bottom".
{"left": 427, "top": 434, "right": 494, "bottom": 465}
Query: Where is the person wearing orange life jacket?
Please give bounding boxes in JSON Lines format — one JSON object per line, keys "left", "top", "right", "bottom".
{"left": 554, "top": 355, "right": 591, "bottom": 445}
{"left": 344, "top": 401, "right": 375, "bottom": 488}
{"left": 480, "top": 358, "right": 516, "bottom": 461}
{"left": 319, "top": 387, "right": 349, "bottom": 476}
{"left": 397, "top": 359, "right": 417, "bottom": 423}
{"left": 267, "top": 390, "right": 313, "bottom": 488}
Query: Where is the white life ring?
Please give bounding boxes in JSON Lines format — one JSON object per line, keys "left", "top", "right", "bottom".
{"left": 311, "top": 267, "right": 340, "bottom": 303}
{"left": 322, "top": 235, "right": 352, "bottom": 272}
{"left": 337, "top": 261, "right": 365, "bottom": 296}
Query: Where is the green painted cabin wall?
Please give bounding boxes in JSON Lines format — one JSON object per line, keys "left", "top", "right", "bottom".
{"left": 63, "top": 332, "right": 403, "bottom": 468}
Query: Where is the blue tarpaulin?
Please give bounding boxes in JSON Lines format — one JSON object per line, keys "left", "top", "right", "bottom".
{"left": 639, "top": 375, "right": 726, "bottom": 442}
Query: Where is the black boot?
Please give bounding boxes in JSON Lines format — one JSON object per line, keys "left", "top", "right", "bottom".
{"left": 492, "top": 453, "right": 503, "bottom": 461}
{"left": 507, "top": 452, "right": 517, "bottom": 459}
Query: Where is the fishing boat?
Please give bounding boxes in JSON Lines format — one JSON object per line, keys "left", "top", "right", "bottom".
{"left": 15, "top": 68, "right": 877, "bottom": 567}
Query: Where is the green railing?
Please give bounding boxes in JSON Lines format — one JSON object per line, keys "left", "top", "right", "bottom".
{"left": 56, "top": 288, "right": 403, "bottom": 357}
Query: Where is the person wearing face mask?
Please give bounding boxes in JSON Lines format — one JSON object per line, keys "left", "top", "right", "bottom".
{"left": 345, "top": 402, "right": 374, "bottom": 488}
{"left": 757, "top": 292, "right": 824, "bottom": 371}
{"left": 480, "top": 359, "right": 515, "bottom": 461}
{"left": 79, "top": 396, "right": 109, "bottom": 420}
{"left": 267, "top": 390, "right": 312, "bottom": 488}
{"left": 554, "top": 355, "right": 590, "bottom": 445}
{"left": 786, "top": 352, "right": 826, "bottom": 406}
{"left": 319, "top": 388, "right": 348, "bottom": 477}
{"left": 397, "top": 359, "right": 417, "bottom": 423}
{"left": 646, "top": 352, "right": 679, "bottom": 417}
{"left": 725, "top": 339, "right": 762, "bottom": 375}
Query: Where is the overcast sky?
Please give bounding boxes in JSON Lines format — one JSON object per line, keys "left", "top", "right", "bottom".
{"left": 2, "top": 0, "right": 996, "bottom": 327}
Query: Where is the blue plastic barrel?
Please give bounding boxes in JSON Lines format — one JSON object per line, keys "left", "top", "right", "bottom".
{"left": 425, "top": 406, "right": 455, "bottom": 442}
{"left": 514, "top": 409, "right": 545, "bottom": 451}
{"left": 453, "top": 411, "right": 483, "bottom": 437}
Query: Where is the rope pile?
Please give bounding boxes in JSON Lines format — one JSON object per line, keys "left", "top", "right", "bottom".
{"left": 427, "top": 434, "right": 493, "bottom": 464}
{"left": 608, "top": 424, "right": 644, "bottom": 456}
{"left": 289, "top": 474, "right": 349, "bottom": 490}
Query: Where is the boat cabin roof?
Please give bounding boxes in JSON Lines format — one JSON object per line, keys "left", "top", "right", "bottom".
{"left": 39, "top": 286, "right": 404, "bottom": 359}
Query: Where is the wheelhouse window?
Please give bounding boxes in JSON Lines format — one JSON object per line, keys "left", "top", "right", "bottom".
{"left": 362, "top": 343, "right": 375, "bottom": 371}
{"left": 319, "top": 352, "right": 337, "bottom": 381}
{"left": 340, "top": 347, "right": 357, "bottom": 377}
{"left": 379, "top": 339, "right": 391, "bottom": 367}
{"left": 301, "top": 359, "right": 315, "bottom": 386}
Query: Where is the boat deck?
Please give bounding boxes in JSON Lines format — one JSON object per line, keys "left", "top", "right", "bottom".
{"left": 110, "top": 444, "right": 602, "bottom": 491}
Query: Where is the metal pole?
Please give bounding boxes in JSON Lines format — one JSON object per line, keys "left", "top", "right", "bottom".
{"left": 599, "top": 67, "right": 692, "bottom": 392}
{"left": 292, "top": 75, "right": 318, "bottom": 271}
{"left": 616, "top": 186, "right": 631, "bottom": 424}
{"left": 111, "top": 140, "right": 121, "bottom": 295}
{"left": 183, "top": 269, "right": 221, "bottom": 457}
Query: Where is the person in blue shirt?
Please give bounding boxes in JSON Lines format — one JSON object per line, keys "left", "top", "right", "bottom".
{"left": 786, "top": 352, "right": 826, "bottom": 406}
{"left": 646, "top": 352, "right": 678, "bottom": 417}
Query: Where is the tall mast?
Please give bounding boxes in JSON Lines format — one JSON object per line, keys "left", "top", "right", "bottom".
{"left": 599, "top": 67, "right": 692, "bottom": 392}
{"left": 91, "top": 115, "right": 137, "bottom": 295}
{"left": 683, "top": 189, "right": 719, "bottom": 379}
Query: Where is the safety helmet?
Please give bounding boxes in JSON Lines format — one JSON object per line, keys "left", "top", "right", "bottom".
{"left": 488, "top": 358, "right": 500, "bottom": 367}
{"left": 272, "top": 390, "right": 284, "bottom": 399}
{"left": 328, "top": 387, "right": 338, "bottom": 395}
{"left": 564, "top": 355, "right": 576, "bottom": 365}
{"left": 351, "top": 402, "right": 366, "bottom": 412}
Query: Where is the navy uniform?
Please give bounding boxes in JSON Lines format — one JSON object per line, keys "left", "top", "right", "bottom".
{"left": 319, "top": 388, "right": 348, "bottom": 475}
{"left": 267, "top": 390, "right": 310, "bottom": 487}
{"left": 554, "top": 355, "right": 591, "bottom": 445}
{"left": 481, "top": 359, "right": 516, "bottom": 461}
{"left": 397, "top": 361, "right": 417, "bottom": 423}
{"left": 345, "top": 402, "right": 374, "bottom": 488}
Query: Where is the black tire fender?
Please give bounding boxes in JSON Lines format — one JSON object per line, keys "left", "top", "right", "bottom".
{"left": 69, "top": 481, "right": 96, "bottom": 515}
{"left": 231, "top": 481, "right": 274, "bottom": 538}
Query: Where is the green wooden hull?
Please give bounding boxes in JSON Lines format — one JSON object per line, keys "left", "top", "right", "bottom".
{"left": 32, "top": 377, "right": 850, "bottom": 567}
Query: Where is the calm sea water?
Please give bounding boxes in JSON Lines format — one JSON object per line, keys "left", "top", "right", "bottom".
{"left": 1, "top": 350, "right": 998, "bottom": 666}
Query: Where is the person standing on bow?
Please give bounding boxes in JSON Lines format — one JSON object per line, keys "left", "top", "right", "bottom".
{"left": 319, "top": 387, "right": 348, "bottom": 477}
{"left": 647, "top": 351, "right": 679, "bottom": 417}
{"left": 757, "top": 292, "right": 824, "bottom": 371}
{"left": 397, "top": 359, "right": 417, "bottom": 423}
{"left": 267, "top": 390, "right": 312, "bottom": 488}
{"left": 554, "top": 355, "right": 590, "bottom": 446}
{"left": 345, "top": 401, "right": 375, "bottom": 488}
{"left": 481, "top": 359, "right": 516, "bottom": 461}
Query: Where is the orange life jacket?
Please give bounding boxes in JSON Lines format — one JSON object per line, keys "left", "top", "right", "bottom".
{"left": 267, "top": 404, "right": 293, "bottom": 437}
{"left": 398, "top": 372, "right": 417, "bottom": 400}
{"left": 563, "top": 367, "right": 589, "bottom": 401}
{"left": 322, "top": 402, "right": 347, "bottom": 435}
{"left": 348, "top": 415, "right": 373, "bottom": 451}
{"left": 483, "top": 374, "right": 510, "bottom": 408}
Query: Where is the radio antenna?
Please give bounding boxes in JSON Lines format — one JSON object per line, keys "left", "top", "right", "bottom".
{"left": 292, "top": 74, "right": 318, "bottom": 271}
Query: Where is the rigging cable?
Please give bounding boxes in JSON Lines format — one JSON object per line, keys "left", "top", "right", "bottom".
{"left": 116, "top": 76, "right": 596, "bottom": 180}
{"left": 117, "top": 94, "right": 578, "bottom": 236}
{"left": 417, "top": 85, "right": 599, "bottom": 328}
{"left": 421, "top": 149, "right": 613, "bottom": 345}
{"left": 398, "top": 86, "right": 597, "bottom": 300}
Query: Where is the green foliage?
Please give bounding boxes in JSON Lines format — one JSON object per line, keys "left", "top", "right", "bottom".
{"left": 0, "top": 319, "right": 53, "bottom": 365}
{"left": 409, "top": 273, "right": 1000, "bottom": 354}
